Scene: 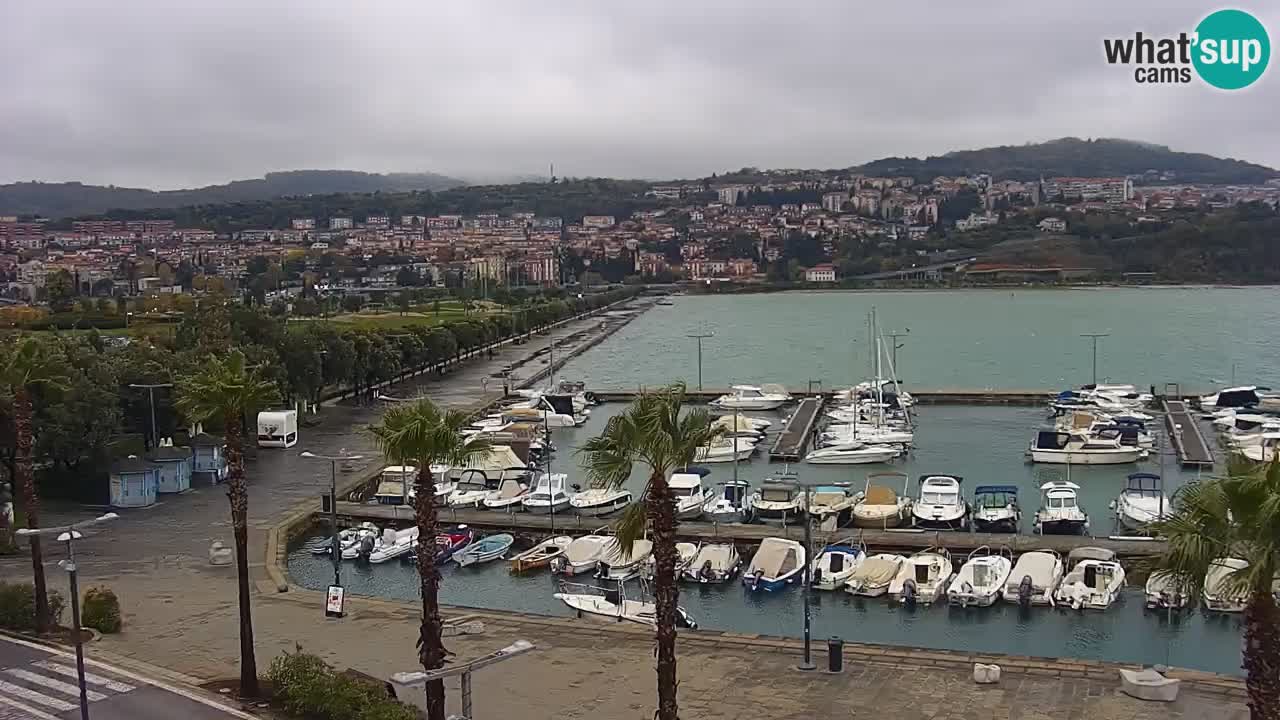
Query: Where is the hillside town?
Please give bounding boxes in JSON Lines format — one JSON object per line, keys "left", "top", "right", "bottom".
{"left": 2, "top": 172, "right": 1279, "bottom": 305}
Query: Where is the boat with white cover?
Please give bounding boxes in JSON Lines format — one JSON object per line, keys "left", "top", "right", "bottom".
{"left": 805, "top": 486, "right": 859, "bottom": 528}
{"left": 1112, "top": 473, "right": 1169, "bottom": 533}
{"left": 749, "top": 483, "right": 805, "bottom": 525}
{"left": 743, "top": 537, "right": 806, "bottom": 592}
{"left": 1239, "top": 433, "right": 1280, "bottom": 462}
{"left": 694, "top": 438, "right": 756, "bottom": 463}
{"left": 1144, "top": 571, "right": 1191, "bottom": 611}
{"left": 554, "top": 581, "right": 697, "bottom": 628}
{"left": 810, "top": 543, "right": 865, "bottom": 591}
{"left": 648, "top": 542, "right": 699, "bottom": 580}
{"left": 682, "top": 543, "right": 741, "bottom": 584}
{"left": 702, "top": 480, "right": 751, "bottom": 523}
{"left": 710, "top": 384, "right": 792, "bottom": 411}
{"left": 669, "top": 470, "right": 709, "bottom": 520}
{"left": 889, "top": 548, "right": 954, "bottom": 605}
{"left": 509, "top": 535, "right": 572, "bottom": 572}
{"left": 550, "top": 533, "right": 613, "bottom": 576}
{"left": 911, "top": 475, "right": 969, "bottom": 530}
{"left": 483, "top": 478, "right": 529, "bottom": 511}
{"left": 368, "top": 526, "right": 420, "bottom": 564}
{"left": 851, "top": 472, "right": 912, "bottom": 528}
{"left": 844, "top": 554, "right": 905, "bottom": 597}
{"left": 596, "top": 538, "right": 654, "bottom": 581}
{"left": 1054, "top": 547, "right": 1126, "bottom": 610}
{"left": 1027, "top": 429, "right": 1145, "bottom": 465}
{"left": 570, "top": 487, "right": 633, "bottom": 517}
{"left": 1203, "top": 558, "right": 1248, "bottom": 613}
{"left": 1003, "top": 550, "right": 1065, "bottom": 606}
{"left": 522, "top": 473, "right": 574, "bottom": 515}
{"left": 1033, "top": 481, "right": 1090, "bottom": 536}
{"left": 947, "top": 546, "right": 1013, "bottom": 607}
{"left": 711, "top": 414, "right": 767, "bottom": 441}
{"left": 971, "top": 485, "right": 1021, "bottom": 533}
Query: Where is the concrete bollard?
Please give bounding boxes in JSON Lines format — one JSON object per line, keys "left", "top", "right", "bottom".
{"left": 973, "top": 663, "right": 1001, "bottom": 684}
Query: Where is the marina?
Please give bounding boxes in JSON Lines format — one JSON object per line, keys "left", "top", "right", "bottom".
{"left": 767, "top": 396, "right": 824, "bottom": 461}
{"left": 1163, "top": 397, "right": 1215, "bottom": 467}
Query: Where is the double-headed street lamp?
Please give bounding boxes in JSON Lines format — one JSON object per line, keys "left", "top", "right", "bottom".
{"left": 128, "top": 383, "right": 173, "bottom": 450}
{"left": 299, "top": 450, "right": 364, "bottom": 589}
{"left": 17, "top": 512, "right": 119, "bottom": 720}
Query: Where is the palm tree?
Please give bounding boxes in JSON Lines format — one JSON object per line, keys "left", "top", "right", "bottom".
{"left": 175, "top": 350, "right": 280, "bottom": 697}
{"left": 1152, "top": 457, "right": 1280, "bottom": 719}
{"left": 369, "top": 399, "right": 490, "bottom": 720}
{"left": 578, "top": 384, "right": 718, "bottom": 720}
{"left": 2, "top": 338, "right": 70, "bottom": 634}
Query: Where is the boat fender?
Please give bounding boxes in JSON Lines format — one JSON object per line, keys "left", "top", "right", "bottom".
{"left": 1017, "top": 575, "right": 1033, "bottom": 607}
{"left": 902, "top": 578, "right": 917, "bottom": 605}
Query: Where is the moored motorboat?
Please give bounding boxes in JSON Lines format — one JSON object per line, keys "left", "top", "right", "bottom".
{"left": 710, "top": 384, "right": 792, "bottom": 411}
{"left": 947, "top": 546, "right": 1013, "bottom": 608}
{"left": 851, "top": 472, "right": 912, "bottom": 528}
{"left": 844, "top": 553, "right": 905, "bottom": 597}
{"left": 430, "top": 527, "right": 474, "bottom": 565}
{"left": 682, "top": 543, "right": 741, "bottom": 583}
{"left": 742, "top": 537, "right": 806, "bottom": 591}
{"left": 1112, "top": 473, "right": 1170, "bottom": 534}
{"left": 596, "top": 538, "right": 654, "bottom": 581}
{"left": 810, "top": 543, "right": 865, "bottom": 591}
{"left": 522, "top": 473, "right": 574, "bottom": 515}
{"left": 749, "top": 483, "right": 805, "bottom": 525}
{"left": 1144, "top": 570, "right": 1191, "bottom": 611}
{"left": 554, "top": 581, "right": 698, "bottom": 629}
{"left": 911, "top": 475, "right": 969, "bottom": 530}
{"left": 670, "top": 469, "right": 709, "bottom": 520}
{"left": 1203, "top": 558, "right": 1249, "bottom": 613}
{"left": 551, "top": 533, "right": 613, "bottom": 576}
{"left": 368, "top": 526, "right": 419, "bottom": 564}
{"left": 309, "top": 521, "right": 380, "bottom": 558}
{"left": 702, "top": 480, "right": 751, "bottom": 523}
{"left": 509, "top": 535, "right": 572, "bottom": 572}
{"left": 694, "top": 438, "right": 756, "bottom": 463}
{"left": 453, "top": 533, "right": 515, "bottom": 567}
{"left": 889, "top": 548, "right": 954, "bottom": 605}
{"left": 805, "top": 486, "right": 858, "bottom": 528}
{"left": 483, "top": 478, "right": 529, "bottom": 511}
{"left": 648, "top": 542, "right": 699, "bottom": 580}
{"left": 971, "top": 485, "right": 1021, "bottom": 533}
{"left": 1003, "top": 550, "right": 1065, "bottom": 606}
{"left": 1053, "top": 547, "right": 1126, "bottom": 610}
{"left": 1033, "top": 481, "right": 1089, "bottom": 536}
{"left": 570, "top": 487, "right": 633, "bottom": 517}
{"left": 804, "top": 442, "right": 901, "bottom": 465}
{"left": 1027, "top": 429, "right": 1145, "bottom": 465}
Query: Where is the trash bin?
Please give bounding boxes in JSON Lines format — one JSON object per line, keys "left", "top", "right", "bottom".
{"left": 827, "top": 636, "right": 843, "bottom": 673}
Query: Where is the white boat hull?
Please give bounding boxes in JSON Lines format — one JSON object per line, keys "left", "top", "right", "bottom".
{"left": 572, "top": 497, "right": 631, "bottom": 517}
{"left": 524, "top": 499, "right": 573, "bottom": 515}
{"left": 805, "top": 448, "right": 899, "bottom": 465}
{"left": 1029, "top": 448, "right": 1144, "bottom": 464}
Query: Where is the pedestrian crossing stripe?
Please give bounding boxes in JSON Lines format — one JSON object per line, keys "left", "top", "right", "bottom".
{"left": 5, "top": 668, "right": 108, "bottom": 701}
{"left": 32, "top": 661, "right": 136, "bottom": 693}
{"left": 0, "top": 679, "right": 77, "bottom": 712}
{"left": 0, "top": 694, "right": 62, "bottom": 720}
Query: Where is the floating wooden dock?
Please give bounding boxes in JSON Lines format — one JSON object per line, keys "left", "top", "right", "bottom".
{"left": 1162, "top": 399, "right": 1214, "bottom": 467}
{"left": 590, "top": 388, "right": 1057, "bottom": 406}
{"left": 331, "top": 501, "right": 1166, "bottom": 561}
{"left": 768, "top": 397, "right": 825, "bottom": 461}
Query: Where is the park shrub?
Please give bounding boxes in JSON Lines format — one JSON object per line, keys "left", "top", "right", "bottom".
{"left": 0, "top": 581, "right": 65, "bottom": 632}
{"left": 81, "top": 587, "right": 122, "bottom": 634}
{"left": 268, "top": 648, "right": 420, "bottom": 720}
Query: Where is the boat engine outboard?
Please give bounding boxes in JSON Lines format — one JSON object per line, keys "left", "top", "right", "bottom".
{"left": 1017, "top": 575, "right": 1034, "bottom": 607}
{"left": 550, "top": 556, "right": 568, "bottom": 575}
{"left": 596, "top": 562, "right": 611, "bottom": 579}
{"left": 901, "top": 578, "right": 918, "bottom": 605}
{"left": 750, "top": 570, "right": 764, "bottom": 591}
{"left": 812, "top": 567, "right": 823, "bottom": 587}
{"left": 698, "top": 560, "right": 715, "bottom": 583}
{"left": 676, "top": 608, "right": 698, "bottom": 630}
{"left": 357, "top": 535, "right": 376, "bottom": 562}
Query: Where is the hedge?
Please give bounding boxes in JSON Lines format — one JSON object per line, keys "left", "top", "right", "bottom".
{"left": 81, "top": 587, "right": 122, "bottom": 634}
{"left": 0, "top": 581, "right": 65, "bottom": 632}
{"left": 268, "top": 649, "right": 419, "bottom": 720}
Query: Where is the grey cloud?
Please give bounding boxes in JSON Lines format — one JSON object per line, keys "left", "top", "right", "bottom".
{"left": 1, "top": 0, "right": 1277, "bottom": 188}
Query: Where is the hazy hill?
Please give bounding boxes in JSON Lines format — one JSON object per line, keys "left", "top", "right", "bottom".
{"left": 0, "top": 169, "right": 464, "bottom": 218}
{"left": 852, "top": 137, "right": 1277, "bottom": 184}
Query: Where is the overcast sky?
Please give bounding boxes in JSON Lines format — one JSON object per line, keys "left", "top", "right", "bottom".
{"left": 2, "top": 1, "right": 1277, "bottom": 189}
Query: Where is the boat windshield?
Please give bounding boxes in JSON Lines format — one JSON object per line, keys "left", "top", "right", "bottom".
{"left": 972, "top": 564, "right": 996, "bottom": 586}
{"left": 674, "top": 486, "right": 701, "bottom": 498}
{"left": 921, "top": 491, "right": 956, "bottom": 504}
{"left": 760, "top": 488, "right": 793, "bottom": 503}
{"left": 978, "top": 492, "right": 1014, "bottom": 508}
{"left": 1048, "top": 495, "right": 1076, "bottom": 509}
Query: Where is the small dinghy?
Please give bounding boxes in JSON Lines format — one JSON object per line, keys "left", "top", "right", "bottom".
{"left": 509, "top": 536, "right": 572, "bottom": 572}
{"left": 453, "top": 533, "right": 515, "bottom": 567}
{"left": 682, "top": 543, "right": 741, "bottom": 584}
{"left": 810, "top": 543, "right": 865, "bottom": 591}
{"left": 309, "top": 522, "right": 379, "bottom": 558}
{"left": 844, "top": 554, "right": 904, "bottom": 597}
{"left": 947, "top": 546, "right": 1013, "bottom": 608}
{"left": 1053, "top": 547, "right": 1126, "bottom": 610}
{"left": 551, "top": 533, "right": 613, "bottom": 576}
{"left": 889, "top": 548, "right": 954, "bottom": 606}
{"left": 742, "top": 537, "right": 805, "bottom": 591}
{"left": 368, "top": 527, "right": 419, "bottom": 564}
{"left": 596, "top": 538, "right": 654, "bottom": 581}
{"left": 554, "top": 581, "right": 698, "bottom": 629}
{"left": 1003, "top": 550, "right": 1064, "bottom": 607}
{"left": 1144, "top": 570, "right": 1191, "bottom": 611}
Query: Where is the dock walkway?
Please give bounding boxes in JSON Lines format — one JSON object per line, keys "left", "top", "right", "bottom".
{"left": 1163, "top": 399, "right": 1214, "bottom": 467}
{"left": 767, "top": 397, "right": 824, "bottom": 461}
{"left": 333, "top": 501, "right": 1166, "bottom": 560}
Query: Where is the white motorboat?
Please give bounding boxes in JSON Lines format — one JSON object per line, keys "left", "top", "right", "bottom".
{"left": 804, "top": 442, "right": 901, "bottom": 465}
{"left": 368, "top": 526, "right": 420, "bottom": 564}
{"left": 971, "top": 485, "right": 1021, "bottom": 533}
{"left": 554, "top": 582, "right": 697, "bottom": 629}
{"left": 805, "top": 486, "right": 859, "bottom": 528}
{"left": 702, "top": 480, "right": 751, "bottom": 523}
{"left": 821, "top": 425, "right": 914, "bottom": 446}
{"left": 448, "top": 477, "right": 495, "bottom": 509}
{"left": 403, "top": 465, "right": 454, "bottom": 505}
{"left": 889, "top": 548, "right": 954, "bottom": 605}
{"left": 483, "top": 478, "right": 529, "bottom": 511}
{"left": 596, "top": 538, "right": 654, "bottom": 581}
{"left": 749, "top": 483, "right": 805, "bottom": 525}
{"left": 844, "top": 554, "right": 905, "bottom": 597}
{"left": 509, "top": 535, "right": 572, "bottom": 572}
{"left": 743, "top": 537, "right": 806, "bottom": 591}
{"left": 373, "top": 465, "right": 417, "bottom": 505}
{"left": 947, "top": 546, "right": 1013, "bottom": 608}
{"left": 1203, "top": 558, "right": 1249, "bottom": 613}
{"left": 682, "top": 543, "right": 741, "bottom": 583}
{"left": 522, "top": 473, "right": 574, "bottom": 515}
{"left": 1003, "top": 550, "right": 1065, "bottom": 606}
{"left": 694, "top": 438, "right": 756, "bottom": 463}
{"left": 1027, "top": 429, "right": 1145, "bottom": 464}
{"left": 710, "top": 384, "right": 792, "bottom": 411}
{"left": 1145, "top": 571, "right": 1191, "bottom": 611}
{"left": 309, "top": 521, "right": 380, "bottom": 558}
{"left": 1200, "top": 386, "right": 1264, "bottom": 410}
{"left": 669, "top": 470, "right": 708, "bottom": 520}
{"left": 1033, "top": 481, "right": 1090, "bottom": 536}
{"left": 810, "top": 543, "right": 865, "bottom": 591}
{"left": 851, "top": 472, "right": 912, "bottom": 528}
{"left": 551, "top": 533, "right": 613, "bottom": 576}
{"left": 570, "top": 487, "right": 633, "bottom": 517}
{"left": 1112, "top": 473, "right": 1169, "bottom": 533}
{"left": 649, "top": 542, "right": 699, "bottom": 580}
{"left": 1054, "top": 547, "right": 1126, "bottom": 610}
{"left": 1239, "top": 433, "right": 1280, "bottom": 462}
{"left": 711, "top": 414, "right": 767, "bottom": 441}
{"left": 911, "top": 475, "right": 969, "bottom": 530}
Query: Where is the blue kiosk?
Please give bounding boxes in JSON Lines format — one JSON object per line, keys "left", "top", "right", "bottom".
{"left": 109, "top": 457, "right": 160, "bottom": 509}
{"left": 147, "top": 446, "right": 193, "bottom": 494}
{"left": 190, "top": 432, "right": 228, "bottom": 484}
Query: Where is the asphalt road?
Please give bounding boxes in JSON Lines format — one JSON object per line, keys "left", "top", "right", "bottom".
{"left": 0, "top": 635, "right": 254, "bottom": 720}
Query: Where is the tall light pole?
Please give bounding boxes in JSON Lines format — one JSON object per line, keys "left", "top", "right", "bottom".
{"left": 300, "top": 450, "right": 364, "bottom": 588}
{"left": 885, "top": 329, "right": 909, "bottom": 376}
{"left": 1080, "top": 333, "right": 1110, "bottom": 386}
{"left": 686, "top": 328, "right": 714, "bottom": 391}
{"left": 128, "top": 382, "right": 173, "bottom": 450}
{"left": 17, "top": 513, "right": 119, "bottom": 720}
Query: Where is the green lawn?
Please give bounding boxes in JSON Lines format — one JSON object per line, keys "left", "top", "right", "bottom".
{"left": 320, "top": 307, "right": 500, "bottom": 330}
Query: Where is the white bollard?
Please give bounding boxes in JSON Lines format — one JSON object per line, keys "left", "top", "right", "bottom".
{"left": 973, "top": 663, "right": 1001, "bottom": 684}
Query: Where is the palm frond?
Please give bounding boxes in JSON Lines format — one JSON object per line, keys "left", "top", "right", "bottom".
{"left": 613, "top": 500, "right": 650, "bottom": 561}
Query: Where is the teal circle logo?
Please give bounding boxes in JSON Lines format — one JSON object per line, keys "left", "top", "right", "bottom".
{"left": 1192, "top": 9, "right": 1270, "bottom": 89}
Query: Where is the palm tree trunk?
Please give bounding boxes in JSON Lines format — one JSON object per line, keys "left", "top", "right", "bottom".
{"left": 1243, "top": 591, "right": 1280, "bottom": 720}
{"left": 412, "top": 465, "right": 448, "bottom": 720}
{"left": 15, "top": 388, "right": 50, "bottom": 633}
{"left": 224, "top": 408, "right": 260, "bottom": 697}
{"left": 647, "top": 472, "right": 680, "bottom": 720}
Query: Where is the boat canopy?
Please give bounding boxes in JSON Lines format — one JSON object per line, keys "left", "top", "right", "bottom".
{"left": 863, "top": 485, "right": 899, "bottom": 505}
{"left": 1068, "top": 546, "right": 1116, "bottom": 564}
{"left": 1125, "top": 473, "right": 1163, "bottom": 495}
{"left": 850, "top": 556, "right": 899, "bottom": 584}
{"left": 456, "top": 446, "right": 526, "bottom": 476}
{"left": 760, "top": 383, "right": 790, "bottom": 396}
{"left": 669, "top": 473, "right": 704, "bottom": 490}
{"left": 751, "top": 539, "right": 800, "bottom": 576}
{"left": 759, "top": 486, "right": 797, "bottom": 503}
{"left": 1035, "top": 429, "right": 1071, "bottom": 450}
{"left": 974, "top": 485, "right": 1018, "bottom": 507}
{"left": 919, "top": 474, "right": 962, "bottom": 485}
{"left": 1213, "top": 387, "right": 1261, "bottom": 408}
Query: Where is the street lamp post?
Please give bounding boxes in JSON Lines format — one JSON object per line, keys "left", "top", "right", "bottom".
{"left": 128, "top": 383, "right": 173, "bottom": 450}
{"left": 765, "top": 471, "right": 815, "bottom": 671}
{"left": 17, "top": 513, "right": 119, "bottom": 720}
{"left": 299, "top": 451, "right": 364, "bottom": 589}
{"left": 686, "top": 328, "right": 714, "bottom": 391}
{"left": 1080, "top": 333, "right": 1110, "bottom": 386}
{"left": 886, "top": 329, "right": 909, "bottom": 376}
